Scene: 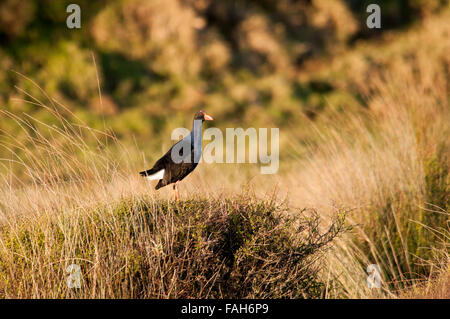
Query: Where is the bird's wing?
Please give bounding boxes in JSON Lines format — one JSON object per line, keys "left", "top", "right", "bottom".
{"left": 139, "top": 135, "right": 192, "bottom": 177}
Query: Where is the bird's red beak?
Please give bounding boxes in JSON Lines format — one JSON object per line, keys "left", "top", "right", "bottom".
{"left": 204, "top": 113, "right": 214, "bottom": 121}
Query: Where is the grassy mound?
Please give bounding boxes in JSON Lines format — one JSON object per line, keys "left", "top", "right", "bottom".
{"left": 0, "top": 195, "right": 348, "bottom": 298}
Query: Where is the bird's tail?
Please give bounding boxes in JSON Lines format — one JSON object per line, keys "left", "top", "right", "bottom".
{"left": 139, "top": 169, "right": 151, "bottom": 177}
{"left": 140, "top": 168, "right": 165, "bottom": 181}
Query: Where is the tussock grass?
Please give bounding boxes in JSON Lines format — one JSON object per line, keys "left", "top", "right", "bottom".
{"left": 284, "top": 24, "right": 450, "bottom": 296}
{"left": 0, "top": 194, "right": 348, "bottom": 298}
{"left": 0, "top": 86, "right": 350, "bottom": 298}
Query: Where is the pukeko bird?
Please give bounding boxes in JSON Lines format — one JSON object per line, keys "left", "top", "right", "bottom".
{"left": 139, "top": 110, "right": 213, "bottom": 200}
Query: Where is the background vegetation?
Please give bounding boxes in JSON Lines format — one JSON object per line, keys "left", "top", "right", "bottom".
{"left": 0, "top": 0, "right": 448, "bottom": 298}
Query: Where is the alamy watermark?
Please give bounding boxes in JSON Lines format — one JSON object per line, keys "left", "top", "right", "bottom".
{"left": 66, "top": 263, "right": 82, "bottom": 289}
{"left": 366, "top": 4, "right": 381, "bottom": 29}
{"left": 66, "top": 3, "right": 381, "bottom": 30}
{"left": 171, "top": 121, "right": 279, "bottom": 174}
{"left": 366, "top": 264, "right": 381, "bottom": 288}
{"left": 66, "top": 4, "right": 81, "bottom": 29}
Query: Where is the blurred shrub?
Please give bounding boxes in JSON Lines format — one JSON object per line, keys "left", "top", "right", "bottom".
{"left": 0, "top": 0, "right": 35, "bottom": 37}
{"left": 0, "top": 195, "right": 349, "bottom": 298}
{"left": 0, "top": 0, "right": 448, "bottom": 155}
{"left": 311, "top": 0, "right": 359, "bottom": 45}
{"left": 39, "top": 42, "right": 98, "bottom": 103}
{"left": 199, "top": 35, "right": 231, "bottom": 75}
{"left": 91, "top": 0, "right": 204, "bottom": 77}
{"left": 237, "top": 13, "right": 289, "bottom": 73}
{"left": 89, "top": 95, "right": 118, "bottom": 116}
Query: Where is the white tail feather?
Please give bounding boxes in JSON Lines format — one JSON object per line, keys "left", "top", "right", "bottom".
{"left": 145, "top": 169, "right": 165, "bottom": 181}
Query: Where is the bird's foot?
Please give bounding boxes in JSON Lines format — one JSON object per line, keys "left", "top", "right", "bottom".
{"left": 174, "top": 182, "right": 180, "bottom": 201}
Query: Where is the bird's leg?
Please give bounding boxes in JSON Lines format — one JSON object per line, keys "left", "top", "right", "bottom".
{"left": 173, "top": 181, "right": 180, "bottom": 201}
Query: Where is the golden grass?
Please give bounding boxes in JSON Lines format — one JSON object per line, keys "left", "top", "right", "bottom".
{"left": 0, "top": 10, "right": 449, "bottom": 299}
{"left": 282, "top": 35, "right": 450, "bottom": 297}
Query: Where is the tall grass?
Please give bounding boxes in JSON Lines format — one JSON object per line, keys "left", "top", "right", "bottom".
{"left": 0, "top": 10, "right": 449, "bottom": 299}
{"left": 0, "top": 194, "right": 349, "bottom": 298}
{"left": 284, "top": 27, "right": 450, "bottom": 296}
{"left": 0, "top": 76, "right": 350, "bottom": 298}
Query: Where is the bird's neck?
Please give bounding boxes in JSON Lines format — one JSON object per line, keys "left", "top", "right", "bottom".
{"left": 190, "top": 120, "right": 203, "bottom": 160}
